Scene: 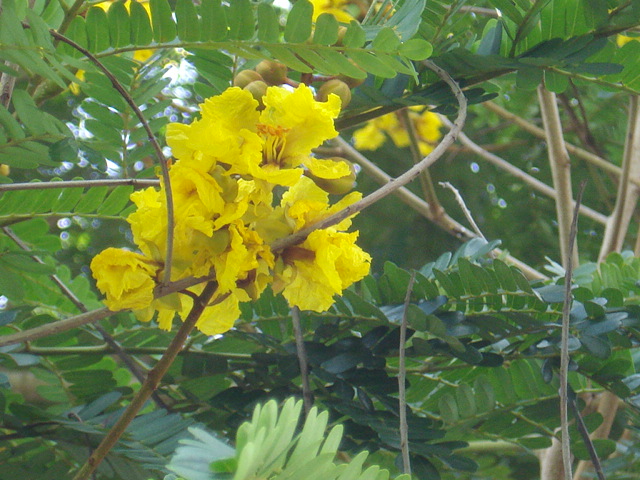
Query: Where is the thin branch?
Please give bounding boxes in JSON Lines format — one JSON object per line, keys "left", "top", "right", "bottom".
{"left": 559, "top": 181, "right": 587, "bottom": 480}
{"left": 1, "top": 226, "right": 168, "bottom": 409}
{"left": 332, "top": 136, "right": 548, "bottom": 280}
{"left": 0, "top": 178, "right": 159, "bottom": 192}
{"left": 483, "top": 101, "right": 640, "bottom": 186}
{"left": 0, "top": 272, "right": 215, "bottom": 348}
{"left": 71, "top": 281, "right": 218, "bottom": 480}
{"left": 538, "top": 85, "right": 578, "bottom": 268}
{"left": 46, "top": 28, "right": 175, "bottom": 286}
{"left": 569, "top": 392, "right": 606, "bottom": 480}
{"left": 291, "top": 307, "right": 312, "bottom": 416}
{"left": 438, "top": 115, "right": 607, "bottom": 225}
{"left": 399, "top": 271, "right": 416, "bottom": 475}
{"left": 598, "top": 96, "right": 640, "bottom": 261}
{"left": 398, "top": 108, "right": 444, "bottom": 218}
{"left": 439, "top": 182, "right": 486, "bottom": 241}
{"left": 272, "top": 60, "right": 467, "bottom": 253}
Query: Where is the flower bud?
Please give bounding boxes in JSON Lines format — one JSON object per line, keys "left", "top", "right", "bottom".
{"left": 233, "top": 69, "right": 264, "bottom": 88}
{"left": 255, "top": 60, "right": 288, "bottom": 85}
{"left": 243, "top": 80, "right": 268, "bottom": 108}
{"left": 306, "top": 157, "right": 357, "bottom": 195}
{"left": 317, "top": 79, "right": 352, "bottom": 107}
{"left": 0, "top": 164, "right": 9, "bottom": 176}
{"left": 334, "top": 26, "right": 348, "bottom": 46}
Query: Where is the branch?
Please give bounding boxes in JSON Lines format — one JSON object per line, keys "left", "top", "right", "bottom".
{"left": 46, "top": 28, "right": 176, "bottom": 286}
{"left": 399, "top": 271, "right": 416, "bottom": 475}
{"left": 0, "top": 272, "right": 215, "bottom": 348}
{"left": 483, "top": 101, "right": 639, "bottom": 186}
{"left": 71, "top": 281, "right": 218, "bottom": 480}
{"left": 438, "top": 115, "right": 607, "bottom": 225}
{"left": 271, "top": 60, "right": 467, "bottom": 252}
{"left": 538, "top": 85, "right": 578, "bottom": 268}
{"left": 0, "top": 178, "right": 159, "bottom": 192}
{"left": 559, "top": 181, "right": 586, "bottom": 480}
{"left": 598, "top": 96, "right": 640, "bottom": 261}
{"left": 332, "top": 136, "right": 548, "bottom": 280}
{"left": 398, "top": 108, "right": 444, "bottom": 218}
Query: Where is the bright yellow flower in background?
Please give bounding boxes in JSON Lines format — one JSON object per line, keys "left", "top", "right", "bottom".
{"left": 353, "top": 108, "right": 443, "bottom": 156}
{"left": 617, "top": 35, "right": 639, "bottom": 47}
{"left": 91, "top": 84, "right": 371, "bottom": 335}
{"left": 310, "top": 0, "right": 355, "bottom": 22}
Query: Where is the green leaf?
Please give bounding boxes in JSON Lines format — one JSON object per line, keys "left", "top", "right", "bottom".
{"left": 314, "top": 13, "right": 339, "bottom": 46}
{"left": 49, "top": 138, "right": 79, "bottom": 163}
{"left": 438, "top": 393, "right": 459, "bottom": 423}
{"left": 348, "top": 51, "right": 396, "bottom": 78}
{"left": 544, "top": 70, "right": 569, "bottom": 93}
{"left": 228, "top": 0, "right": 254, "bottom": 40}
{"left": 343, "top": 21, "right": 366, "bottom": 48}
{"left": 572, "top": 438, "right": 616, "bottom": 461}
{"left": 175, "top": 0, "right": 200, "bottom": 42}
{"left": 285, "top": 0, "right": 313, "bottom": 43}
{"left": 53, "top": 186, "right": 84, "bottom": 212}
{"left": 371, "top": 27, "right": 401, "bottom": 53}
{"left": 129, "top": 0, "right": 153, "bottom": 46}
{"left": 149, "top": 0, "right": 177, "bottom": 43}
{"left": 0, "top": 104, "right": 25, "bottom": 140}
{"left": 266, "top": 45, "right": 312, "bottom": 72}
{"left": 257, "top": 3, "right": 280, "bottom": 43}
{"left": 74, "top": 186, "right": 110, "bottom": 214}
{"left": 96, "top": 185, "right": 133, "bottom": 216}
{"left": 200, "top": 0, "right": 228, "bottom": 41}
{"left": 108, "top": 1, "right": 130, "bottom": 48}
{"left": 580, "top": 334, "right": 611, "bottom": 359}
{"left": 399, "top": 38, "right": 433, "bottom": 61}
{"left": 86, "top": 7, "right": 111, "bottom": 53}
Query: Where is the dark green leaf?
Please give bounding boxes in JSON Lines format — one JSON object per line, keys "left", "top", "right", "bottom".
{"left": 108, "top": 1, "right": 130, "bottom": 49}
{"left": 228, "top": 0, "right": 254, "bottom": 40}
{"left": 86, "top": 7, "right": 111, "bottom": 53}
{"left": 149, "top": 0, "right": 176, "bottom": 43}
{"left": 257, "top": 3, "right": 280, "bottom": 43}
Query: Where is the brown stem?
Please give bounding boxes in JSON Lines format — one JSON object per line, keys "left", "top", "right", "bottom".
{"left": 0, "top": 178, "right": 159, "bottom": 192}
{"left": 71, "top": 281, "right": 218, "bottom": 480}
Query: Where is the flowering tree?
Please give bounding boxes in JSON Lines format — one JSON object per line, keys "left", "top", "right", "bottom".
{"left": 2, "top": 1, "right": 640, "bottom": 480}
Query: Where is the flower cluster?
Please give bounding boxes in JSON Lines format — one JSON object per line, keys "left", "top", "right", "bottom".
{"left": 352, "top": 107, "right": 442, "bottom": 156}
{"left": 91, "top": 85, "right": 371, "bottom": 335}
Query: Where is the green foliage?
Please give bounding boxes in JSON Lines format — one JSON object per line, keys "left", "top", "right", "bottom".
{"left": 167, "top": 398, "right": 407, "bottom": 480}
{"left": 3, "top": 1, "right": 640, "bottom": 480}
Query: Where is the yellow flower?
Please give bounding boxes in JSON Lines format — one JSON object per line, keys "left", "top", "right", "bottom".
{"left": 310, "top": 0, "right": 355, "bottom": 23}
{"left": 274, "top": 229, "right": 371, "bottom": 311}
{"left": 91, "top": 248, "right": 159, "bottom": 311}
{"left": 617, "top": 35, "right": 639, "bottom": 47}
{"left": 352, "top": 108, "right": 442, "bottom": 155}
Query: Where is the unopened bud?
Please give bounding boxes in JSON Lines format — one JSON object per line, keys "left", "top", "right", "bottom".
{"left": 255, "top": 60, "right": 288, "bottom": 85}
{"left": 244, "top": 80, "right": 268, "bottom": 108}
{"left": 233, "top": 69, "right": 264, "bottom": 88}
{"left": 317, "top": 79, "right": 352, "bottom": 107}
{"left": 0, "top": 164, "right": 9, "bottom": 176}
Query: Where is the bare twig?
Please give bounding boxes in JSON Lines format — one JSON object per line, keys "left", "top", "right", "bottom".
{"left": 0, "top": 178, "right": 159, "bottom": 192}
{"left": 569, "top": 392, "right": 606, "bottom": 480}
{"left": 438, "top": 115, "right": 607, "bottom": 225}
{"left": 272, "top": 60, "right": 467, "bottom": 252}
{"left": 1, "top": 226, "right": 169, "bottom": 409}
{"left": 483, "top": 101, "right": 640, "bottom": 186}
{"left": 398, "top": 108, "right": 444, "bottom": 218}
{"left": 0, "top": 272, "right": 216, "bottom": 348}
{"left": 598, "top": 96, "right": 640, "bottom": 261}
{"left": 291, "top": 307, "right": 312, "bottom": 416}
{"left": 46, "top": 28, "right": 175, "bottom": 286}
{"left": 439, "top": 182, "right": 486, "bottom": 241}
{"left": 332, "top": 136, "right": 548, "bottom": 280}
{"left": 538, "top": 85, "right": 578, "bottom": 268}
{"left": 559, "top": 180, "right": 587, "bottom": 480}
{"left": 71, "top": 281, "right": 218, "bottom": 480}
{"left": 399, "top": 271, "right": 416, "bottom": 475}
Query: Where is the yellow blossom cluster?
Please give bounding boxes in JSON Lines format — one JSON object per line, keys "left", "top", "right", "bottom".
{"left": 91, "top": 85, "right": 371, "bottom": 335}
{"left": 352, "top": 107, "right": 443, "bottom": 156}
